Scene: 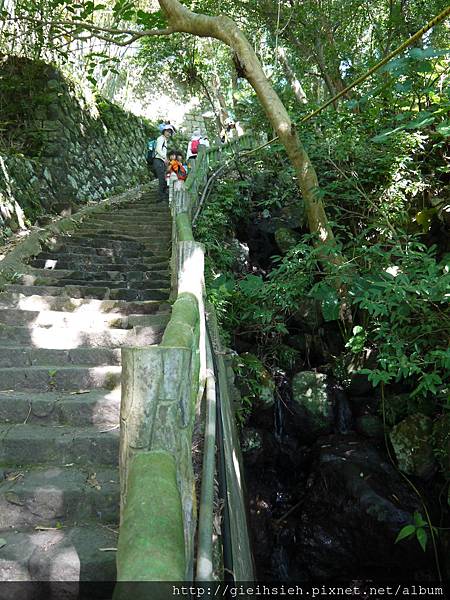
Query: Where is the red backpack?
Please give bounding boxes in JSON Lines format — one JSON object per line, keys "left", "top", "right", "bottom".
{"left": 191, "top": 139, "right": 200, "bottom": 155}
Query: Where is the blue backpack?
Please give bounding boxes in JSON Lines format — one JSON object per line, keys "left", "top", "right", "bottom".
{"left": 146, "top": 139, "right": 157, "bottom": 164}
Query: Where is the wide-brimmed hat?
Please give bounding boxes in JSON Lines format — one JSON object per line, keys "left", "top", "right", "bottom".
{"left": 192, "top": 128, "right": 201, "bottom": 137}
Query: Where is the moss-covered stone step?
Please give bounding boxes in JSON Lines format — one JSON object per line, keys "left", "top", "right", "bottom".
{"left": 0, "top": 388, "right": 120, "bottom": 426}
{"left": 86, "top": 218, "right": 170, "bottom": 228}
{"left": 84, "top": 216, "right": 171, "bottom": 226}
{"left": 45, "top": 279, "right": 169, "bottom": 291}
{"left": 58, "top": 236, "right": 146, "bottom": 250}
{"left": 48, "top": 244, "right": 169, "bottom": 259}
{"left": 0, "top": 465, "right": 119, "bottom": 529}
{"left": 0, "top": 322, "right": 167, "bottom": 347}
{"left": 0, "top": 308, "right": 168, "bottom": 329}
{"left": 0, "top": 424, "right": 119, "bottom": 466}
{"left": 0, "top": 524, "right": 117, "bottom": 581}
{"left": 33, "top": 252, "right": 168, "bottom": 267}
{"left": 0, "top": 346, "right": 121, "bottom": 368}
{"left": 18, "top": 269, "right": 170, "bottom": 285}
{"left": 4, "top": 284, "right": 170, "bottom": 301}
{"left": 65, "top": 233, "right": 171, "bottom": 246}
{"left": 30, "top": 258, "right": 168, "bottom": 273}
{"left": 0, "top": 365, "right": 122, "bottom": 391}
{"left": 0, "top": 292, "right": 168, "bottom": 315}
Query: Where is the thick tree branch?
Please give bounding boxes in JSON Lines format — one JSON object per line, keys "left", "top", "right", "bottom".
{"left": 157, "top": 0, "right": 337, "bottom": 249}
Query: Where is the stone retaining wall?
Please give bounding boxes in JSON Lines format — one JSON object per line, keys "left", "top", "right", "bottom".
{"left": 0, "top": 55, "right": 155, "bottom": 233}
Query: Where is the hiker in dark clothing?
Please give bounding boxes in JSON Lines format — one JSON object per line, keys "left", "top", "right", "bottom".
{"left": 153, "top": 125, "right": 174, "bottom": 202}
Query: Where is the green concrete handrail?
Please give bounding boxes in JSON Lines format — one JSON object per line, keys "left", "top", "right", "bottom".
{"left": 175, "top": 213, "right": 194, "bottom": 242}
{"left": 116, "top": 133, "right": 257, "bottom": 587}
{"left": 161, "top": 292, "right": 198, "bottom": 349}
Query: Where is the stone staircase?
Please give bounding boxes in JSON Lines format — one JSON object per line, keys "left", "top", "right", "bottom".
{"left": 0, "top": 190, "right": 171, "bottom": 584}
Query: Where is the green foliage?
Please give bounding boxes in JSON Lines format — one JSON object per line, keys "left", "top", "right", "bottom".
{"left": 233, "top": 352, "right": 274, "bottom": 427}
{"left": 347, "top": 239, "right": 450, "bottom": 399}
{"left": 395, "top": 512, "right": 434, "bottom": 552}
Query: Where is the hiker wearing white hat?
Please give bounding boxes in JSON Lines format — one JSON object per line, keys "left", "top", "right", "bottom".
{"left": 186, "top": 129, "right": 202, "bottom": 164}
{"left": 153, "top": 125, "right": 174, "bottom": 202}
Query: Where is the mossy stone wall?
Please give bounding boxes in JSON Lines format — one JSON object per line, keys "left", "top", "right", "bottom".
{"left": 0, "top": 55, "right": 155, "bottom": 231}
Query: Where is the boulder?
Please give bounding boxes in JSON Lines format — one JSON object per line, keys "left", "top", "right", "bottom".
{"left": 355, "top": 414, "right": 384, "bottom": 438}
{"left": 274, "top": 227, "right": 301, "bottom": 254}
{"left": 295, "top": 434, "right": 432, "bottom": 579}
{"left": 290, "top": 371, "right": 333, "bottom": 441}
{"left": 252, "top": 203, "right": 305, "bottom": 235}
{"left": 390, "top": 413, "right": 437, "bottom": 479}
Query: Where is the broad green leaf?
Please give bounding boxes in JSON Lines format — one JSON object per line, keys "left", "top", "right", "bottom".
{"left": 239, "top": 274, "right": 264, "bottom": 294}
{"left": 437, "top": 121, "right": 450, "bottom": 137}
{"left": 371, "top": 127, "right": 404, "bottom": 143}
{"left": 395, "top": 525, "right": 416, "bottom": 543}
{"left": 416, "top": 528, "right": 428, "bottom": 552}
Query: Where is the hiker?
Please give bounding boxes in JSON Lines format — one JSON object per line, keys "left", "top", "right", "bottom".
{"left": 186, "top": 129, "right": 202, "bottom": 165}
{"left": 159, "top": 120, "right": 177, "bottom": 134}
{"left": 176, "top": 152, "right": 188, "bottom": 181}
{"left": 167, "top": 151, "right": 187, "bottom": 182}
{"left": 153, "top": 125, "right": 174, "bottom": 202}
{"left": 200, "top": 133, "right": 210, "bottom": 149}
{"left": 166, "top": 150, "right": 178, "bottom": 188}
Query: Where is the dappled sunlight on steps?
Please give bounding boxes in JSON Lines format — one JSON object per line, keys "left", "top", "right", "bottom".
{"left": 0, "top": 189, "right": 172, "bottom": 587}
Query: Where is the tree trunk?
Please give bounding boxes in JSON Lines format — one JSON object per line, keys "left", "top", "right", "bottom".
{"left": 157, "top": 0, "right": 336, "bottom": 246}
{"left": 276, "top": 47, "right": 308, "bottom": 105}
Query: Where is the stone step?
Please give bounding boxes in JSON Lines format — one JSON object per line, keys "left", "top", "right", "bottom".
{"left": 30, "top": 258, "right": 168, "bottom": 273}
{"left": 86, "top": 218, "right": 170, "bottom": 228}
{"left": 53, "top": 236, "right": 146, "bottom": 250}
{"left": 19, "top": 269, "right": 170, "bottom": 285}
{"left": 43, "top": 278, "right": 169, "bottom": 290}
{"left": 73, "top": 229, "right": 172, "bottom": 240}
{"left": 0, "top": 347, "right": 121, "bottom": 368}
{"left": 66, "top": 233, "right": 171, "bottom": 246}
{"left": 85, "top": 217, "right": 171, "bottom": 226}
{"left": 48, "top": 244, "right": 169, "bottom": 259}
{"left": 4, "top": 284, "right": 170, "bottom": 301}
{"left": 0, "top": 322, "right": 166, "bottom": 347}
{"left": 0, "top": 308, "right": 168, "bottom": 330}
{"left": 0, "top": 465, "right": 119, "bottom": 529}
{"left": 0, "top": 524, "right": 117, "bottom": 582}
{"left": 0, "top": 365, "right": 122, "bottom": 391}
{"left": 0, "top": 389, "right": 120, "bottom": 426}
{"left": 0, "top": 423, "right": 119, "bottom": 467}
{"left": 33, "top": 252, "right": 168, "bottom": 267}
{"left": 0, "top": 292, "right": 168, "bottom": 315}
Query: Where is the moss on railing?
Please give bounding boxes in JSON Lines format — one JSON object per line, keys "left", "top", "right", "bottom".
{"left": 161, "top": 292, "right": 198, "bottom": 349}
{"left": 176, "top": 212, "right": 194, "bottom": 242}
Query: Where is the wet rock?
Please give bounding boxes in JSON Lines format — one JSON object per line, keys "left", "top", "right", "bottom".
{"left": 252, "top": 203, "right": 305, "bottom": 235}
{"left": 355, "top": 415, "right": 384, "bottom": 438}
{"left": 295, "top": 435, "right": 431, "bottom": 579}
{"left": 274, "top": 227, "right": 301, "bottom": 254}
{"left": 290, "top": 371, "right": 334, "bottom": 441}
{"left": 390, "top": 414, "right": 437, "bottom": 479}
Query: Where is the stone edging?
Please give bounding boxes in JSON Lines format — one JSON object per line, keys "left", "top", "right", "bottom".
{"left": 0, "top": 184, "right": 151, "bottom": 288}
